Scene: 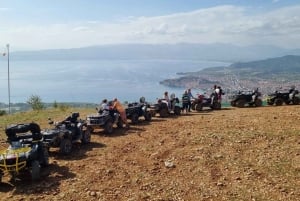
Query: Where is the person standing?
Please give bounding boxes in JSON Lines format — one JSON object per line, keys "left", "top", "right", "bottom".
{"left": 112, "top": 98, "right": 129, "bottom": 128}
{"left": 163, "top": 91, "right": 171, "bottom": 110}
{"left": 187, "top": 88, "right": 194, "bottom": 112}
{"left": 182, "top": 90, "right": 190, "bottom": 114}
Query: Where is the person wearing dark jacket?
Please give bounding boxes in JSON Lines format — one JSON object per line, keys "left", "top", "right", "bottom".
{"left": 182, "top": 90, "right": 190, "bottom": 114}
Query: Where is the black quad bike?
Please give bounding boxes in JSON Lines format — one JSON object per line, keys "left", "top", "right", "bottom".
{"left": 41, "top": 112, "right": 90, "bottom": 155}
{"left": 125, "top": 97, "right": 153, "bottom": 124}
{"left": 0, "top": 123, "right": 49, "bottom": 181}
{"left": 191, "top": 93, "right": 222, "bottom": 111}
{"left": 86, "top": 107, "right": 124, "bottom": 135}
{"left": 266, "top": 90, "right": 299, "bottom": 106}
{"left": 151, "top": 94, "right": 181, "bottom": 117}
{"left": 230, "top": 90, "right": 262, "bottom": 108}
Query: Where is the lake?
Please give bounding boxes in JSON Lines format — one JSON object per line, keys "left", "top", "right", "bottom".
{"left": 0, "top": 59, "right": 230, "bottom": 104}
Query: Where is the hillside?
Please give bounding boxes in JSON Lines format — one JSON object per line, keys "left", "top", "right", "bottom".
{"left": 0, "top": 106, "right": 299, "bottom": 201}
{"left": 160, "top": 55, "right": 300, "bottom": 95}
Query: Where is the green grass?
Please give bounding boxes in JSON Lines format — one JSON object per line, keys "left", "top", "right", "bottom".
{"left": 0, "top": 107, "right": 95, "bottom": 140}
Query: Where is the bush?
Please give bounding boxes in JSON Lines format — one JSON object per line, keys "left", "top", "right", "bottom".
{"left": 58, "top": 103, "right": 70, "bottom": 111}
{"left": 27, "top": 95, "right": 44, "bottom": 110}
{"left": 0, "top": 110, "right": 6, "bottom": 116}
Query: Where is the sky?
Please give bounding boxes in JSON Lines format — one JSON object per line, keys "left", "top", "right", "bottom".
{"left": 0, "top": 0, "right": 300, "bottom": 51}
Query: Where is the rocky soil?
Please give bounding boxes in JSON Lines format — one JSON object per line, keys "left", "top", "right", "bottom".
{"left": 0, "top": 105, "right": 300, "bottom": 201}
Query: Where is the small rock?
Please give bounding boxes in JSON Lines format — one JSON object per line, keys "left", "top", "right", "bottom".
{"left": 164, "top": 161, "right": 175, "bottom": 168}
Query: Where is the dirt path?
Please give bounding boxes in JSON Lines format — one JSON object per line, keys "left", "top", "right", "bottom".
{"left": 1, "top": 106, "right": 300, "bottom": 201}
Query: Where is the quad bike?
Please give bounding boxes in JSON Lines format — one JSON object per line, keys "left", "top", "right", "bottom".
{"left": 86, "top": 106, "right": 124, "bottom": 135}
{"left": 151, "top": 93, "right": 181, "bottom": 117}
{"left": 41, "top": 112, "right": 90, "bottom": 155}
{"left": 230, "top": 90, "right": 263, "bottom": 107}
{"left": 266, "top": 89, "right": 299, "bottom": 106}
{"left": 191, "top": 93, "right": 222, "bottom": 111}
{"left": 0, "top": 123, "right": 49, "bottom": 181}
{"left": 125, "top": 97, "right": 153, "bottom": 124}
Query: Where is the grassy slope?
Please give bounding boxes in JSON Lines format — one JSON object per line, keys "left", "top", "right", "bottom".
{"left": 0, "top": 108, "right": 95, "bottom": 142}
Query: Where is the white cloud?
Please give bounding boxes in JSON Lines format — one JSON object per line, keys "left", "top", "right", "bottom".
{"left": 1, "top": 5, "right": 300, "bottom": 50}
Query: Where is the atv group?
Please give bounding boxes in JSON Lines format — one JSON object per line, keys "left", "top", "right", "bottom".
{"left": 229, "top": 87, "right": 300, "bottom": 107}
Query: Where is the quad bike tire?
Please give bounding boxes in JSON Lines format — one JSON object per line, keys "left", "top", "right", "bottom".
{"left": 191, "top": 102, "right": 196, "bottom": 110}
{"left": 116, "top": 117, "right": 124, "bottom": 128}
{"left": 292, "top": 97, "right": 300, "bottom": 105}
{"left": 275, "top": 98, "right": 283, "bottom": 106}
{"left": 40, "top": 147, "right": 49, "bottom": 167}
{"left": 104, "top": 120, "right": 114, "bottom": 134}
{"left": 230, "top": 101, "right": 236, "bottom": 107}
{"left": 267, "top": 100, "right": 274, "bottom": 105}
{"left": 174, "top": 106, "right": 181, "bottom": 115}
{"left": 195, "top": 104, "right": 203, "bottom": 111}
{"left": 144, "top": 111, "right": 152, "bottom": 121}
{"left": 31, "top": 160, "right": 41, "bottom": 181}
{"left": 81, "top": 127, "right": 91, "bottom": 144}
{"left": 212, "top": 102, "right": 221, "bottom": 110}
{"left": 159, "top": 108, "right": 169, "bottom": 118}
{"left": 236, "top": 99, "right": 246, "bottom": 108}
{"left": 255, "top": 99, "right": 263, "bottom": 107}
{"left": 59, "top": 138, "right": 72, "bottom": 155}
{"left": 131, "top": 113, "right": 139, "bottom": 124}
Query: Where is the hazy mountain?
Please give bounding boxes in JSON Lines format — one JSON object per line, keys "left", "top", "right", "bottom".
{"left": 10, "top": 43, "right": 300, "bottom": 62}
{"left": 229, "top": 55, "right": 300, "bottom": 74}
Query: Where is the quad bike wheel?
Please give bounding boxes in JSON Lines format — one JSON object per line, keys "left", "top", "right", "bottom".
{"left": 230, "top": 101, "right": 236, "bottom": 107}
{"left": 144, "top": 111, "right": 152, "bottom": 121}
{"left": 236, "top": 99, "right": 246, "bottom": 108}
{"left": 174, "top": 106, "right": 181, "bottom": 115}
{"left": 255, "top": 99, "right": 263, "bottom": 107}
{"left": 40, "top": 147, "right": 49, "bottom": 167}
{"left": 59, "top": 138, "right": 72, "bottom": 155}
{"left": 292, "top": 97, "right": 300, "bottom": 105}
{"left": 195, "top": 104, "right": 203, "bottom": 111}
{"left": 275, "top": 98, "right": 283, "bottom": 106}
{"left": 159, "top": 108, "right": 169, "bottom": 118}
{"left": 81, "top": 129, "right": 92, "bottom": 144}
{"left": 116, "top": 117, "right": 124, "bottom": 128}
{"left": 104, "top": 120, "right": 113, "bottom": 134}
{"left": 267, "top": 100, "right": 274, "bottom": 105}
{"left": 191, "top": 102, "right": 196, "bottom": 110}
{"left": 31, "top": 160, "right": 41, "bottom": 181}
{"left": 131, "top": 113, "right": 139, "bottom": 124}
{"left": 81, "top": 127, "right": 91, "bottom": 144}
{"left": 212, "top": 102, "right": 221, "bottom": 110}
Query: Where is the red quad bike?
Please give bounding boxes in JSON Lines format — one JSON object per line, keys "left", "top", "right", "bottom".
{"left": 191, "top": 93, "right": 221, "bottom": 111}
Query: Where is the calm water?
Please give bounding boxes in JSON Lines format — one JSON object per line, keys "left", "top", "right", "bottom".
{"left": 0, "top": 59, "right": 229, "bottom": 104}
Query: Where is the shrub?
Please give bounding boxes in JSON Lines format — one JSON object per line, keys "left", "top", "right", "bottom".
{"left": 27, "top": 95, "right": 44, "bottom": 110}
{"left": 0, "top": 110, "right": 6, "bottom": 116}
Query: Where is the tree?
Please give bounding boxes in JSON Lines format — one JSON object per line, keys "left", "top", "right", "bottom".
{"left": 27, "top": 95, "right": 44, "bottom": 110}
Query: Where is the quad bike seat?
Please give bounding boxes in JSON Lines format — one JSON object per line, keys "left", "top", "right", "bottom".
{"left": 5, "top": 123, "right": 43, "bottom": 143}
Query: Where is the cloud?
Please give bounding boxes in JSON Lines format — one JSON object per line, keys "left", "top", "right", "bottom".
{"left": 1, "top": 5, "right": 300, "bottom": 50}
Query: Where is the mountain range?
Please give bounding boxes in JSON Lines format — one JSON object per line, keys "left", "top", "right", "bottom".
{"left": 10, "top": 43, "right": 300, "bottom": 62}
